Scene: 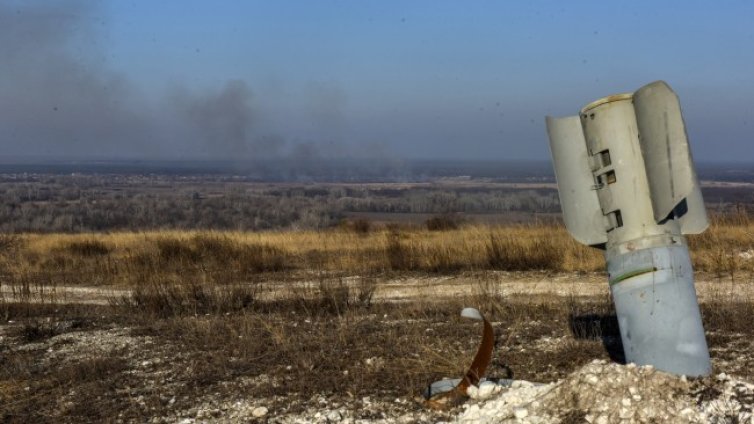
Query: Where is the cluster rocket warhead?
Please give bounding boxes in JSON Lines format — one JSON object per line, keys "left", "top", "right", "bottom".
{"left": 546, "top": 81, "right": 711, "bottom": 376}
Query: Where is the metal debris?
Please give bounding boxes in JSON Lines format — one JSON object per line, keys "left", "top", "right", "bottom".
{"left": 424, "top": 307, "right": 495, "bottom": 409}
{"left": 546, "top": 81, "right": 711, "bottom": 377}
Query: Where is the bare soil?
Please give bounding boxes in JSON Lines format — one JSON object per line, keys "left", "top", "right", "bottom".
{"left": 2, "top": 272, "right": 754, "bottom": 423}
{"left": 4, "top": 271, "right": 752, "bottom": 305}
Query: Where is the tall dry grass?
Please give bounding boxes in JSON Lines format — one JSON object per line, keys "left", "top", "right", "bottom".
{"left": 688, "top": 211, "right": 754, "bottom": 280}
{"left": 0, "top": 218, "right": 750, "bottom": 297}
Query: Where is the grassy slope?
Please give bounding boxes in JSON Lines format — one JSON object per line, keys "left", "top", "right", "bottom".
{"left": 1, "top": 219, "right": 752, "bottom": 292}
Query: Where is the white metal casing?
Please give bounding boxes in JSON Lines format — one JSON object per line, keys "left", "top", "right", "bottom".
{"left": 546, "top": 115, "right": 607, "bottom": 246}
{"left": 546, "top": 80, "right": 711, "bottom": 376}
{"left": 633, "top": 81, "right": 708, "bottom": 234}
{"left": 546, "top": 81, "right": 708, "bottom": 247}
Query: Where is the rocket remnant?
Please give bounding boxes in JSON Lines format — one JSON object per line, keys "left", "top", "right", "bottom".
{"left": 424, "top": 307, "right": 495, "bottom": 408}
{"left": 546, "top": 81, "right": 711, "bottom": 376}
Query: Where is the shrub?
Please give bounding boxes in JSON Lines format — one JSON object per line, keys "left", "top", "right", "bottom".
{"left": 120, "top": 277, "right": 257, "bottom": 317}
{"left": 425, "top": 214, "right": 463, "bottom": 231}
{"left": 486, "top": 233, "right": 561, "bottom": 271}
{"left": 350, "top": 218, "right": 372, "bottom": 234}
{"left": 65, "top": 239, "right": 112, "bottom": 257}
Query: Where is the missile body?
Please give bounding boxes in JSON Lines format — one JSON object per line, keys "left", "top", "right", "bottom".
{"left": 547, "top": 81, "right": 711, "bottom": 376}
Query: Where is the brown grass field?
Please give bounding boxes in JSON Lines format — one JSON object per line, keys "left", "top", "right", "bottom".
{"left": 0, "top": 216, "right": 753, "bottom": 422}
{"left": 3, "top": 212, "right": 753, "bottom": 283}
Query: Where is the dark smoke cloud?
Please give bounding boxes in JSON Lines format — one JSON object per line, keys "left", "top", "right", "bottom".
{"left": 0, "top": 1, "right": 161, "bottom": 158}
{"left": 169, "top": 80, "right": 284, "bottom": 159}
{"left": 0, "top": 1, "right": 285, "bottom": 160}
{"left": 0, "top": 1, "right": 385, "bottom": 162}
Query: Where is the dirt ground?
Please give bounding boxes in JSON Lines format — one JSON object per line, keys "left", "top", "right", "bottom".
{"left": 2, "top": 272, "right": 754, "bottom": 423}
{"left": 3, "top": 271, "right": 751, "bottom": 305}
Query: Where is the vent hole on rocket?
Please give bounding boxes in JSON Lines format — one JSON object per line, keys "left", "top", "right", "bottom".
{"left": 599, "top": 150, "right": 611, "bottom": 166}
{"left": 607, "top": 210, "right": 623, "bottom": 232}
{"left": 599, "top": 170, "right": 616, "bottom": 185}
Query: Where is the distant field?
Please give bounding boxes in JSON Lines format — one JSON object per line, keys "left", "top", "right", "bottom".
{"left": 0, "top": 170, "right": 751, "bottom": 233}
{"left": 1, "top": 159, "right": 753, "bottom": 182}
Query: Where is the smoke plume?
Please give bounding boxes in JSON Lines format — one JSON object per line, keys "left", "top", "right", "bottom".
{"left": 0, "top": 2, "right": 397, "bottom": 163}
{"left": 0, "top": 1, "right": 157, "bottom": 157}
{"left": 0, "top": 2, "right": 283, "bottom": 159}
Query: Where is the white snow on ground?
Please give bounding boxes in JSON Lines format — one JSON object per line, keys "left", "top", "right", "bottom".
{"left": 458, "top": 360, "right": 754, "bottom": 423}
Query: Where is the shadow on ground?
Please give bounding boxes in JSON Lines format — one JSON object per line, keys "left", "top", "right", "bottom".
{"left": 569, "top": 313, "right": 625, "bottom": 364}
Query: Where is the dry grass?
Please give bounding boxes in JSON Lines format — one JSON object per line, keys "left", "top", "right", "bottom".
{"left": 687, "top": 213, "right": 754, "bottom": 280}
{"left": 1, "top": 216, "right": 753, "bottom": 421}
{"left": 0, "top": 219, "right": 751, "bottom": 296}
{"left": 2, "top": 225, "right": 585, "bottom": 294}
{"left": 2, "top": 280, "right": 754, "bottom": 422}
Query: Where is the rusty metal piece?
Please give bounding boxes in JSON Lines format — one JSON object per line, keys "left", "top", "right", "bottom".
{"left": 424, "top": 307, "right": 495, "bottom": 409}
{"left": 457, "top": 307, "right": 495, "bottom": 392}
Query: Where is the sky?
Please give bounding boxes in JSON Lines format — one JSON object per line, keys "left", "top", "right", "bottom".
{"left": 1, "top": 1, "right": 753, "bottom": 161}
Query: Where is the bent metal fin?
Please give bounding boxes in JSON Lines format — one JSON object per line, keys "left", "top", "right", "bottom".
{"left": 424, "top": 307, "right": 495, "bottom": 409}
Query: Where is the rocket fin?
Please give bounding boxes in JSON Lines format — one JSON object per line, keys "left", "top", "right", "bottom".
{"left": 546, "top": 115, "right": 607, "bottom": 246}
{"left": 633, "top": 81, "right": 708, "bottom": 234}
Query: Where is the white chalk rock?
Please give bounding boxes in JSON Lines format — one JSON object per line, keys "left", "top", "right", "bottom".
{"left": 477, "top": 381, "right": 499, "bottom": 399}
{"left": 251, "top": 407, "right": 268, "bottom": 418}
{"left": 460, "top": 307, "right": 483, "bottom": 321}
{"left": 513, "top": 407, "right": 529, "bottom": 418}
{"left": 464, "top": 404, "right": 481, "bottom": 420}
{"left": 512, "top": 380, "right": 535, "bottom": 388}
{"left": 326, "top": 410, "right": 342, "bottom": 421}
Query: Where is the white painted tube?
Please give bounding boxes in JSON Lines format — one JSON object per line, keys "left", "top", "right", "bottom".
{"left": 607, "top": 244, "right": 711, "bottom": 376}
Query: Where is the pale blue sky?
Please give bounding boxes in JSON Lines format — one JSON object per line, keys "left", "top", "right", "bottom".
{"left": 2, "top": 1, "right": 753, "bottom": 160}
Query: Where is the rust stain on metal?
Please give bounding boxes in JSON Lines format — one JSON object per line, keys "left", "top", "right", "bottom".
{"left": 457, "top": 312, "right": 494, "bottom": 391}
